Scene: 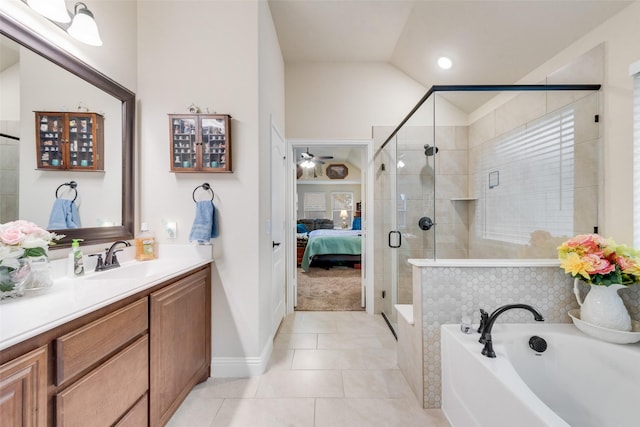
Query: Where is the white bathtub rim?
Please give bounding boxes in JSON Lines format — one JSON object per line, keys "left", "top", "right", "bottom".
{"left": 442, "top": 324, "right": 570, "bottom": 427}
{"left": 409, "top": 258, "right": 560, "bottom": 268}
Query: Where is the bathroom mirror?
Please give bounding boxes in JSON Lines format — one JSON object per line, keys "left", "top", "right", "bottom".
{"left": 0, "top": 14, "right": 135, "bottom": 248}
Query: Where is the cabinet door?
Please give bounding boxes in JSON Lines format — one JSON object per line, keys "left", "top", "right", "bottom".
{"left": 67, "top": 113, "right": 103, "bottom": 171}
{"left": 150, "top": 268, "right": 211, "bottom": 426}
{"left": 200, "top": 115, "right": 231, "bottom": 172}
{"left": 0, "top": 346, "right": 47, "bottom": 427}
{"left": 36, "top": 112, "right": 65, "bottom": 169}
{"left": 170, "top": 115, "right": 198, "bottom": 171}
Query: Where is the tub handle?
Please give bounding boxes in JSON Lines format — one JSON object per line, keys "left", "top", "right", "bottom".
{"left": 573, "top": 278, "right": 584, "bottom": 307}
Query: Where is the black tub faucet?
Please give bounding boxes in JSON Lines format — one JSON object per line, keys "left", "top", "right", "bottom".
{"left": 478, "top": 304, "right": 544, "bottom": 358}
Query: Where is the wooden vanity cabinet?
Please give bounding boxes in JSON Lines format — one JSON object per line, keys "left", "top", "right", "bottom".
{"left": 150, "top": 267, "right": 211, "bottom": 426}
{"left": 55, "top": 298, "right": 149, "bottom": 426}
{"left": 35, "top": 112, "right": 104, "bottom": 171}
{"left": 0, "top": 264, "right": 211, "bottom": 427}
{"left": 0, "top": 346, "right": 47, "bottom": 426}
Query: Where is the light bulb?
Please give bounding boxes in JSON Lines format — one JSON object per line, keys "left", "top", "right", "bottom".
{"left": 438, "top": 56, "right": 453, "bottom": 70}
{"left": 67, "top": 3, "right": 103, "bottom": 46}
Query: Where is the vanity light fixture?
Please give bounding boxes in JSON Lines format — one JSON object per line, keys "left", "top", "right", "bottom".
{"left": 67, "top": 2, "right": 103, "bottom": 46}
{"left": 27, "top": 0, "right": 70, "bottom": 23}
{"left": 437, "top": 56, "right": 453, "bottom": 70}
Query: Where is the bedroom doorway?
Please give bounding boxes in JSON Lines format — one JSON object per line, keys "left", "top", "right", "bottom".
{"left": 286, "top": 139, "right": 374, "bottom": 314}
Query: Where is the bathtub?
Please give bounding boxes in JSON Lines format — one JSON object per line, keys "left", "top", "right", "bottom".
{"left": 441, "top": 323, "right": 640, "bottom": 427}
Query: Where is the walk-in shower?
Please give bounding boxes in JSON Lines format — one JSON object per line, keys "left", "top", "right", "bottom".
{"left": 374, "top": 84, "right": 602, "bottom": 331}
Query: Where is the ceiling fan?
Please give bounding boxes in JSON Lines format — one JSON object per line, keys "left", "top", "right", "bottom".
{"left": 298, "top": 148, "right": 333, "bottom": 168}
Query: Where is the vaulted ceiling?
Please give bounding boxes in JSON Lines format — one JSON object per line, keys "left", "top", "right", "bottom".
{"left": 269, "top": 0, "right": 632, "bottom": 88}
{"left": 271, "top": 0, "right": 632, "bottom": 162}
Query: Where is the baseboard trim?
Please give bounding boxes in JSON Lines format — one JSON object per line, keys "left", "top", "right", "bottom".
{"left": 211, "top": 338, "right": 274, "bottom": 378}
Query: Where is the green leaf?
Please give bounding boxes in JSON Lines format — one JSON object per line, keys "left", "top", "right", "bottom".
{"left": 23, "top": 247, "right": 46, "bottom": 258}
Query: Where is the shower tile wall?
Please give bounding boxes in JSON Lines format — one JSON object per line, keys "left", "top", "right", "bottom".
{"left": 416, "top": 263, "right": 640, "bottom": 408}
{"left": 467, "top": 91, "right": 601, "bottom": 259}
{"left": 433, "top": 125, "right": 469, "bottom": 259}
{"left": 0, "top": 120, "right": 20, "bottom": 222}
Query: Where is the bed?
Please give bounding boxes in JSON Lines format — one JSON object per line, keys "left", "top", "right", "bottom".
{"left": 300, "top": 229, "right": 362, "bottom": 272}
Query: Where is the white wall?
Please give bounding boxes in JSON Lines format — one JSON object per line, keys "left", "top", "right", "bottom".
{"left": 258, "top": 0, "right": 286, "bottom": 366}
{"left": 285, "top": 62, "right": 427, "bottom": 139}
{"left": 137, "top": 0, "right": 285, "bottom": 374}
{"left": 0, "top": 62, "right": 19, "bottom": 120}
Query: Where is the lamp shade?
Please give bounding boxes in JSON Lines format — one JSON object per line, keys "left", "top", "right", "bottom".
{"left": 300, "top": 160, "right": 315, "bottom": 169}
{"left": 67, "top": 3, "right": 103, "bottom": 46}
{"left": 28, "top": 0, "right": 70, "bottom": 23}
{"left": 340, "top": 210, "right": 348, "bottom": 219}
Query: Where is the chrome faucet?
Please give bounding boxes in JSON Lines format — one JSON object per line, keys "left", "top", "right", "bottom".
{"left": 478, "top": 304, "right": 544, "bottom": 358}
{"left": 96, "top": 240, "right": 131, "bottom": 271}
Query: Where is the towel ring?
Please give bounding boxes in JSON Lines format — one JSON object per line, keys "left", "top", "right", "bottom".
{"left": 55, "top": 181, "right": 78, "bottom": 202}
{"left": 192, "top": 182, "right": 214, "bottom": 203}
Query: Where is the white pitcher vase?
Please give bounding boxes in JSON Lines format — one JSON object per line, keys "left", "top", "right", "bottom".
{"left": 573, "top": 278, "right": 632, "bottom": 331}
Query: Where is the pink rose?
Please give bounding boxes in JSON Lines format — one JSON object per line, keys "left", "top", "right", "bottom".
{"left": 584, "top": 254, "right": 615, "bottom": 275}
{"left": 616, "top": 255, "right": 634, "bottom": 271}
{"left": 0, "top": 228, "right": 25, "bottom": 246}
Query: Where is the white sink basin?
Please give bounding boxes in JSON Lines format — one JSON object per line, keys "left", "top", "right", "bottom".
{"left": 84, "top": 260, "right": 183, "bottom": 281}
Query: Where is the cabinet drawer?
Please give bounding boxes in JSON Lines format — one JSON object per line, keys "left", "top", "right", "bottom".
{"left": 56, "top": 298, "right": 147, "bottom": 385}
{"left": 115, "top": 393, "right": 148, "bottom": 427}
{"left": 57, "top": 335, "right": 149, "bottom": 427}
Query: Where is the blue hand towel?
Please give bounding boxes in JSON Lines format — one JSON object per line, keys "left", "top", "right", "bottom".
{"left": 189, "top": 200, "right": 218, "bottom": 243}
{"left": 47, "top": 199, "right": 81, "bottom": 229}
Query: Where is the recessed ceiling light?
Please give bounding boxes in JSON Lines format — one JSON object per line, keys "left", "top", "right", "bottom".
{"left": 438, "top": 57, "right": 453, "bottom": 70}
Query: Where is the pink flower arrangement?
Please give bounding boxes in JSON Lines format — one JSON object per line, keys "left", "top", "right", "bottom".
{"left": 0, "top": 220, "right": 62, "bottom": 270}
{"left": 557, "top": 234, "right": 640, "bottom": 286}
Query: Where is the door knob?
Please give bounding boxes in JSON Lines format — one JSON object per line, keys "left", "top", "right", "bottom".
{"left": 272, "top": 241, "right": 281, "bottom": 248}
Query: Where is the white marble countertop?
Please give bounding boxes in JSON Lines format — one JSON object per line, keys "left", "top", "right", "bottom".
{"left": 0, "top": 244, "right": 213, "bottom": 351}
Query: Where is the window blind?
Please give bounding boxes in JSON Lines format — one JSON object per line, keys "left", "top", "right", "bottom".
{"left": 483, "top": 107, "right": 575, "bottom": 244}
{"left": 633, "top": 72, "right": 640, "bottom": 247}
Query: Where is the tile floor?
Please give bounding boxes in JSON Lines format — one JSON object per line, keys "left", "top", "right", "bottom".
{"left": 167, "top": 311, "right": 451, "bottom": 427}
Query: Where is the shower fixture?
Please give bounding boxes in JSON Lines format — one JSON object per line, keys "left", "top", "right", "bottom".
{"left": 424, "top": 144, "right": 439, "bottom": 156}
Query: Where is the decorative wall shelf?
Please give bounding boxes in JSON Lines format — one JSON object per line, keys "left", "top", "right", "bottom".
{"left": 169, "top": 114, "right": 232, "bottom": 173}
{"left": 35, "top": 112, "right": 104, "bottom": 171}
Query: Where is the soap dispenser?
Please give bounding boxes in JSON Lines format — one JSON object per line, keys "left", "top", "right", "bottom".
{"left": 135, "top": 222, "right": 156, "bottom": 261}
{"left": 68, "top": 239, "right": 85, "bottom": 277}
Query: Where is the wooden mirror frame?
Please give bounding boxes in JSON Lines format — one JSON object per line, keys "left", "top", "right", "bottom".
{"left": 0, "top": 13, "right": 135, "bottom": 249}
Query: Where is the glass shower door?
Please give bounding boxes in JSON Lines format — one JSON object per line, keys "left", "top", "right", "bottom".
{"left": 377, "top": 123, "right": 437, "bottom": 334}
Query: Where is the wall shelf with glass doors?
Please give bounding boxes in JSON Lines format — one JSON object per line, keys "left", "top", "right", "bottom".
{"left": 169, "top": 114, "right": 232, "bottom": 173}
{"left": 35, "top": 112, "right": 104, "bottom": 171}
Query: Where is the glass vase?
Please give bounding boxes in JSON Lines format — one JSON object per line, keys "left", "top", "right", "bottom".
{"left": 23, "top": 255, "right": 53, "bottom": 292}
{"left": 0, "top": 258, "right": 30, "bottom": 300}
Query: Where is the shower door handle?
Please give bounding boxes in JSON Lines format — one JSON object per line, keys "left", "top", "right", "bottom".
{"left": 388, "top": 231, "right": 401, "bottom": 248}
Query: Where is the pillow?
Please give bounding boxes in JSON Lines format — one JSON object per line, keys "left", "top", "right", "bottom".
{"left": 297, "top": 223, "right": 308, "bottom": 233}
{"left": 352, "top": 217, "right": 361, "bottom": 230}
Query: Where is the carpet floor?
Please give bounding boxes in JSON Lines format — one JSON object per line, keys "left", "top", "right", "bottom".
{"left": 296, "top": 267, "right": 364, "bottom": 311}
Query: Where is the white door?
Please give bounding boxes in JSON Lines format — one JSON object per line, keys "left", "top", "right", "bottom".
{"left": 271, "top": 121, "right": 286, "bottom": 334}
